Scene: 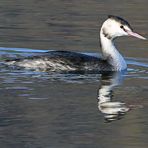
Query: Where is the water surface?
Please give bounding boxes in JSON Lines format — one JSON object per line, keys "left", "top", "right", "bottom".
{"left": 0, "top": 0, "right": 148, "bottom": 148}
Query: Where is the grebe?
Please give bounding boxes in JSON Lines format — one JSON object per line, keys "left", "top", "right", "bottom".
{"left": 6, "top": 15, "right": 146, "bottom": 72}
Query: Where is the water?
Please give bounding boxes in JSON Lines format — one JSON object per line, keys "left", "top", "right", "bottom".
{"left": 0, "top": 0, "right": 148, "bottom": 148}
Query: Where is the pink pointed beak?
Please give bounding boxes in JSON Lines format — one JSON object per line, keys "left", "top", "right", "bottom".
{"left": 126, "top": 30, "right": 147, "bottom": 40}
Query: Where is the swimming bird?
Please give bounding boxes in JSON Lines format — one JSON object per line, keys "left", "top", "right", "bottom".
{"left": 6, "top": 15, "right": 146, "bottom": 72}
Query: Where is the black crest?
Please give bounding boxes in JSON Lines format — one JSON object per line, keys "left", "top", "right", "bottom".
{"left": 108, "top": 15, "right": 133, "bottom": 31}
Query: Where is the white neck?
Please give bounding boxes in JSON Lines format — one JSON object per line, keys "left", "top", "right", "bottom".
{"left": 100, "top": 30, "right": 127, "bottom": 71}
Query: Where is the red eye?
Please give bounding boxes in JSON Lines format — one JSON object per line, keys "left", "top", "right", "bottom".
{"left": 120, "top": 25, "right": 126, "bottom": 32}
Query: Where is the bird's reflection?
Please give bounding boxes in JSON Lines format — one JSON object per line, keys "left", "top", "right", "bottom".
{"left": 98, "top": 72, "right": 130, "bottom": 122}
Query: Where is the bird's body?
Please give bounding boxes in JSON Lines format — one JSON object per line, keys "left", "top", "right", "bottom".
{"left": 6, "top": 15, "right": 146, "bottom": 72}
{"left": 7, "top": 50, "right": 112, "bottom": 72}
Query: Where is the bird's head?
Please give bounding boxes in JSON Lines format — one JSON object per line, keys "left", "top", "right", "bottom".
{"left": 101, "top": 15, "right": 146, "bottom": 40}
